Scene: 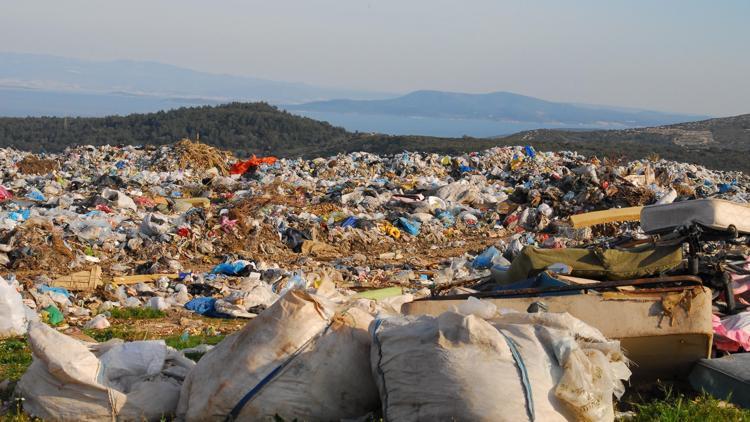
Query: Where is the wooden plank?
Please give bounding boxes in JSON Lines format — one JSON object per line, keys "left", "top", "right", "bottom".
{"left": 51, "top": 266, "right": 102, "bottom": 291}
{"left": 569, "top": 206, "right": 643, "bottom": 228}
{"left": 111, "top": 273, "right": 180, "bottom": 285}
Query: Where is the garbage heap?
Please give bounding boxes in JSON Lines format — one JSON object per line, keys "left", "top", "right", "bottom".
{"left": 0, "top": 142, "right": 747, "bottom": 325}
{"left": 1, "top": 141, "right": 749, "bottom": 419}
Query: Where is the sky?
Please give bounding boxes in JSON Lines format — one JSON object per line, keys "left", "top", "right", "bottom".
{"left": 1, "top": 0, "right": 748, "bottom": 116}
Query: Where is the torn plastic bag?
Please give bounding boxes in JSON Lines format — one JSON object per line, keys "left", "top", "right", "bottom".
{"left": 69, "top": 219, "right": 113, "bottom": 243}
{"left": 17, "top": 322, "right": 194, "bottom": 421}
{"left": 101, "top": 188, "right": 137, "bottom": 210}
{"left": 177, "top": 288, "right": 379, "bottom": 421}
{"left": 712, "top": 312, "right": 750, "bottom": 352}
{"left": 472, "top": 246, "right": 500, "bottom": 269}
{"left": 229, "top": 155, "right": 278, "bottom": 175}
{"left": 0, "top": 185, "right": 12, "bottom": 201}
{"left": 140, "top": 212, "right": 170, "bottom": 237}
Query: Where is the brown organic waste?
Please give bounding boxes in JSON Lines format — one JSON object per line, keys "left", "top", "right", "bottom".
{"left": 17, "top": 155, "right": 60, "bottom": 175}
{"left": 174, "top": 139, "right": 233, "bottom": 175}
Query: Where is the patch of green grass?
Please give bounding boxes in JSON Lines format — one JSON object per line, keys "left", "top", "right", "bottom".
{"left": 164, "top": 333, "right": 225, "bottom": 362}
{"left": 164, "top": 333, "right": 225, "bottom": 350}
{"left": 0, "top": 339, "right": 32, "bottom": 383}
{"left": 107, "top": 307, "right": 166, "bottom": 319}
{"left": 627, "top": 386, "right": 750, "bottom": 422}
{"left": 83, "top": 327, "right": 140, "bottom": 343}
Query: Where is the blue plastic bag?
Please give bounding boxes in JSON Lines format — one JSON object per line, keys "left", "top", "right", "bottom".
{"left": 341, "top": 216, "right": 358, "bottom": 228}
{"left": 25, "top": 189, "right": 45, "bottom": 202}
{"left": 472, "top": 246, "right": 500, "bottom": 269}
{"left": 718, "top": 180, "right": 737, "bottom": 193}
{"left": 37, "top": 285, "right": 71, "bottom": 298}
{"left": 435, "top": 210, "right": 455, "bottom": 227}
{"left": 211, "top": 260, "right": 251, "bottom": 275}
{"left": 396, "top": 217, "right": 421, "bottom": 236}
{"left": 185, "top": 297, "right": 216, "bottom": 315}
{"left": 8, "top": 209, "right": 30, "bottom": 221}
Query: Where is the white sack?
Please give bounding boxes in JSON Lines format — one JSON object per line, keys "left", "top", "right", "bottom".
{"left": 177, "top": 289, "right": 379, "bottom": 421}
{"left": 370, "top": 309, "right": 630, "bottom": 422}
{"left": 17, "top": 322, "right": 194, "bottom": 421}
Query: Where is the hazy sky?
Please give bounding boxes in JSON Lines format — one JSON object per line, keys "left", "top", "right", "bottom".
{"left": 2, "top": 0, "right": 748, "bottom": 116}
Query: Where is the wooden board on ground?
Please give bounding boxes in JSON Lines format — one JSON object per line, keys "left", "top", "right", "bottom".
{"left": 570, "top": 206, "right": 643, "bottom": 228}
{"left": 51, "top": 266, "right": 102, "bottom": 291}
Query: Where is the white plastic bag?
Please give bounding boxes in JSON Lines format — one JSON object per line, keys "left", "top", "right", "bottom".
{"left": 0, "top": 276, "right": 27, "bottom": 338}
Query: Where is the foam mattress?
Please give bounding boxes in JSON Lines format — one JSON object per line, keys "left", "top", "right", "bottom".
{"left": 640, "top": 199, "right": 750, "bottom": 235}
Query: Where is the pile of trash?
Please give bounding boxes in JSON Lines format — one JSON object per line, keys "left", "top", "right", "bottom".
{"left": 1, "top": 141, "right": 750, "bottom": 419}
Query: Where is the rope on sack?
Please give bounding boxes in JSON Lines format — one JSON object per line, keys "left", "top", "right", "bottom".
{"left": 371, "top": 318, "right": 390, "bottom": 421}
{"left": 107, "top": 388, "right": 119, "bottom": 422}
{"left": 224, "top": 322, "right": 333, "bottom": 422}
{"left": 499, "top": 330, "right": 535, "bottom": 422}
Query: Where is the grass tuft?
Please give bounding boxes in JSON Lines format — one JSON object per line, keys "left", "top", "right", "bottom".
{"left": 0, "top": 339, "right": 32, "bottom": 383}
{"left": 626, "top": 385, "right": 750, "bottom": 422}
{"left": 164, "top": 333, "right": 225, "bottom": 361}
{"left": 107, "top": 307, "right": 166, "bottom": 319}
{"left": 83, "top": 327, "right": 139, "bottom": 343}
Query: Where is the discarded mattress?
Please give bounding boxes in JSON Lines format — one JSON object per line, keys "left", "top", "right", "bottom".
{"left": 495, "top": 244, "right": 683, "bottom": 285}
{"left": 371, "top": 310, "right": 630, "bottom": 422}
{"left": 177, "top": 288, "right": 379, "bottom": 421}
{"left": 689, "top": 353, "right": 750, "bottom": 409}
{"left": 17, "top": 322, "right": 194, "bottom": 421}
{"left": 641, "top": 199, "right": 750, "bottom": 235}
{"left": 403, "top": 286, "right": 713, "bottom": 380}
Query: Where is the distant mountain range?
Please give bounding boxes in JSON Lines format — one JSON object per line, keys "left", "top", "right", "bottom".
{"left": 287, "top": 90, "right": 707, "bottom": 130}
{"left": 1, "top": 52, "right": 708, "bottom": 136}
{"left": 0, "top": 51, "right": 389, "bottom": 114}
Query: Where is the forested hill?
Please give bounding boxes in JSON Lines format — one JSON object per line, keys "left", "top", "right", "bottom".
{"left": 0, "top": 102, "right": 748, "bottom": 173}
{"left": 0, "top": 103, "right": 352, "bottom": 157}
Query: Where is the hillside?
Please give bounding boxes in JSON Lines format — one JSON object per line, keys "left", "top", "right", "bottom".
{"left": 503, "top": 114, "right": 750, "bottom": 150}
{"left": 0, "top": 102, "right": 747, "bottom": 173}
{"left": 0, "top": 103, "right": 351, "bottom": 157}
{"left": 288, "top": 90, "right": 705, "bottom": 128}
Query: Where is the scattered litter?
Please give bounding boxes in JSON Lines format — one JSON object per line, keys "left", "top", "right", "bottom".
{"left": 0, "top": 141, "right": 748, "bottom": 416}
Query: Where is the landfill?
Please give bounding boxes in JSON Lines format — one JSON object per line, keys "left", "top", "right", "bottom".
{"left": 1, "top": 139, "right": 750, "bottom": 420}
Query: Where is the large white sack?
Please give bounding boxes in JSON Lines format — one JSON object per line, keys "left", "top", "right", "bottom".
{"left": 434, "top": 180, "right": 481, "bottom": 205}
{"left": 370, "top": 310, "right": 630, "bottom": 422}
{"left": 177, "top": 289, "right": 379, "bottom": 421}
{"left": 17, "top": 322, "right": 194, "bottom": 421}
{"left": 0, "top": 276, "right": 27, "bottom": 338}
